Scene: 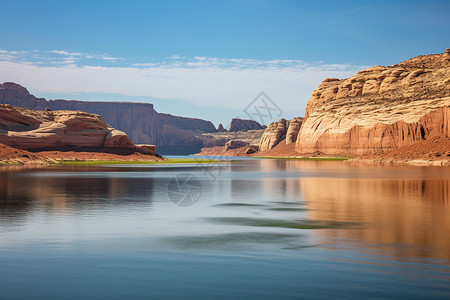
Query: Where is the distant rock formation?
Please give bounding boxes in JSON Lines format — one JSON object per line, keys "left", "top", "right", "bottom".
{"left": 296, "top": 50, "right": 450, "bottom": 155}
{"left": 228, "top": 118, "right": 264, "bottom": 132}
{"left": 217, "top": 123, "right": 227, "bottom": 132}
{"left": 224, "top": 140, "right": 249, "bottom": 151}
{"left": 0, "top": 82, "right": 217, "bottom": 154}
{"left": 0, "top": 104, "right": 134, "bottom": 150}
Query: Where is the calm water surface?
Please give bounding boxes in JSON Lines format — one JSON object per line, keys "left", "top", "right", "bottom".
{"left": 0, "top": 158, "right": 449, "bottom": 299}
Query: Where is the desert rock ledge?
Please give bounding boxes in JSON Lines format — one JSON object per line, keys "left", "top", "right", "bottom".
{"left": 0, "top": 104, "right": 135, "bottom": 150}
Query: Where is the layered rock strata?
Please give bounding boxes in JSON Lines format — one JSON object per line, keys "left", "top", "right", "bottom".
{"left": 0, "top": 104, "right": 135, "bottom": 150}
{"left": 296, "top": 50, "right": 450, "bottom": 155}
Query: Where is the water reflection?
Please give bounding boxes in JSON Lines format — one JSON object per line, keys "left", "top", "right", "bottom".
{"left": 0, "top": 170, "right": 155, "bottom": 226}
{"left": 300, "top": 176, "right": 450, "bottom": 261}
{"left": 1, "top": 161, "right": 450, "bottom": 264}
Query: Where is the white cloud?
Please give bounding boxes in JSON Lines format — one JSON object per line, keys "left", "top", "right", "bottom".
{"left": 100, "top": 56, "right": 120, "bottom": 61}
{"left": 0, "top": 50, "right": 367, "bottom": 116}
{"left": 49, "top": 50, "right": 82, "bottom": 56}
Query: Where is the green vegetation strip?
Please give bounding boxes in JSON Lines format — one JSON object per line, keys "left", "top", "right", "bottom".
{"left": 254, "top": 156, "right": 351, "bottom": 161}
{"left": 0, "top": 162, "right": 23, "bottom": 166}
{"left": 53, "top": 158, "right": 226, "bottom": 166}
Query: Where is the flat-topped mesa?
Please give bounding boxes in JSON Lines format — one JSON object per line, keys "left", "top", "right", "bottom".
{"left": 0, "top": 104, "right": 135, "bottom": 150}
{"left": 228, "top": 118, "right": 265, "bottom": 132}
{"left": 296, "top": 50, "right": 450, "bottom": 155}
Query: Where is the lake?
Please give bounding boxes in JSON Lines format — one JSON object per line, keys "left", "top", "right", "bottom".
{"left": 0, "top": 158, "right": 449, "bottom": 299}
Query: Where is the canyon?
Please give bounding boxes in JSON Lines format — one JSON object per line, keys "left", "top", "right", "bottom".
{"left": 0, "top": 82, "right": 217, "bottom": 154}
{"left": 196, "top": 50, "right": 449, "bottom": 163}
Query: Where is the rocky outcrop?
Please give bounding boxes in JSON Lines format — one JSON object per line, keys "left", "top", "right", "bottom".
{"left": 228, "top": 118, "right": 264, "bottom": 132}
{"left": 224, "top": 140, "right": 249, "bottom": 151}
{"left": 0, "top": 104, "right": 135, "bottom": 150}
{"left": 285, "top": 117, "right": 303, "bottom": 144}
{"left": 135, "top": 144, "right": 156, "bottom": 155}
{"left": 296, "top": 50, "right": 450, "bottom": 155}
{"left": 217, "top": 123, "right": 227, "bottom": 132}
{"left": 259, "top": 119, "right": 289, "bottom": 151}
{"left": 0, "top": 82, "right": 217, "bottom": 154}
{"left": 258, "top": 117, "right": 303, "bottom": 151}
{"left": 245, "top": 147, "right": 257, "bottom": 154}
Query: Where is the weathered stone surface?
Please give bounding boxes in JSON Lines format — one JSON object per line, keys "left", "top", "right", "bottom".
{"left": 245, "top": 147, "right": 257, "bottom": 154}
{"left": 136, "top": 144, "right": 156, "bottom": 155}
{"left": 296, "top": 50, "right": 450, "bottom": 155}
{"left": 259, "top": 119, "right": 289, "bottom": 151}
{"left": 285, "top": 117, "right": 303, "bottom": 144}
{"left": 224, "top": 140, "right": 249, "bottom": 151}
{"left": 0, "top": 82, "right": 217, "bottom": 154}
{"left": 0, "top": 104, "right": 135, "bottom": 150}
{"left": 228, "top": 118, "right": 264, "bottom": 132}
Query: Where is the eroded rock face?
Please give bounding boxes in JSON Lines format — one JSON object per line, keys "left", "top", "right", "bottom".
{"left": 285, "top": 117, "right": 303, "bottom": 144}
{"left": 135, "top": 144, "right": 157, "bottom": 155}
{"left": 0, "top": 82, "right": 217, "bottom": 154}
{"left": 0, "top": 104, "right": 134, "bottom": 150}
{"left": 296, "top": 50, "right": 450, "bottom": 155}
{"left": 259, "top": 119, "right": 289, "bottom": 151}
{"left": 228, "top": 118, "right": 264, "bottom": 132}
{"left": 224, "top": 140, "right": 249, "bottom": 151}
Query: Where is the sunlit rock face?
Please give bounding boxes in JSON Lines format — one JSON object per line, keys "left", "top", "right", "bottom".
{"left": 0, "top": 104, "right": 134, "bottom": 149}
{"left": 296, "top": 50, "right": 450, "bottom": 155}
{"left": 259, "top": 117, "right": 303, "bottom": 151}
{"left": 0, "top": 82, "right": 217, "bottom": 154}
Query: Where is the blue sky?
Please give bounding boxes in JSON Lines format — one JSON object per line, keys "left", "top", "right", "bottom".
{"left": 0, "top": 0, "right": 448, "bottom": 126}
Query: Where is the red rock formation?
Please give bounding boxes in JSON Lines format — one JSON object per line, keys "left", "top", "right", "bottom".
{"left": 228, "top": 118, "right": 264, "bottom": 132}
{"left": 0, "top": 104, "right": 134, "bottom": 150}
{"left": 259, "top": 119, "right": 289, "bottom": 151}
{"left": 224, "top": 140, "right": 249, "bottom": 151}
{"left": 0, "top": 82, "right": 217, "bottom": 154}
{"left": 296, "top": 50, "right": 450, "bottom": 155}
{"left": 285, "top": 117, "right": 303, "bottom": 144}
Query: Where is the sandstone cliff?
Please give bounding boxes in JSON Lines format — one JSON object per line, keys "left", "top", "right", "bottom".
{"left": 0, "top": 83, "right": 217, "bottom": 154}
{"left": 259, "top": 117, "right": 303, "bottom": 151}
{"left": 0, "top": 104, "right": 134, "bottom": 150}
{"left": 285, "top": 117, "right": 303, "bottom": 144}
{"left": 228, "top": 118, "right": 265, "bottom": 132}
{"left": 296, "top": 50, "right": 450, "bottom": 155}
{"left": 259, "top": 119, "right": 289, "bottom": 151}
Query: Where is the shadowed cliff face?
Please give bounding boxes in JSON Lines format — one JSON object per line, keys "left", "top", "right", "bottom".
{"left": 228, "top": 118, "right": 264, "bottom": 132}
{"left": 296, "top": 50, "right": 450, "bottom": 155}
{"left": 0, "top": 82, "right": 217, "bottom": 154}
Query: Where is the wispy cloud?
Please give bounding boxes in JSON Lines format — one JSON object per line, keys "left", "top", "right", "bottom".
{"left": 49, "top": 50, "right": 82, "bottom": 56}
{"left": 0, "top": 49, "right": 367, "bottom": 115}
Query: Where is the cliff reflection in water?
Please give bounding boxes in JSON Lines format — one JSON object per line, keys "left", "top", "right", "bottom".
{"left": 0, "top": 169, "right": 155, "bottom": 223}
{"left": 258, "top": 159, "right": 450, "bottom": 261}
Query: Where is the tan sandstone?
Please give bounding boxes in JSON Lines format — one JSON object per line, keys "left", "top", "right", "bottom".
{"left": 296, "top": 50, "right": 450, "bottom": 155}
